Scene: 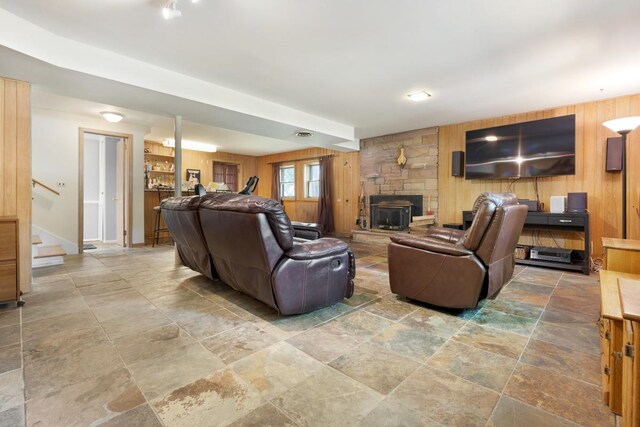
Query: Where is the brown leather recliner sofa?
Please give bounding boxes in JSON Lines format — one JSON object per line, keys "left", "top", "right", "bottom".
{"left": 161, "top": 193, "right": 355, "bottom": 315}
{"left": 388, "top": 192, "right": 527, "bottom": 309}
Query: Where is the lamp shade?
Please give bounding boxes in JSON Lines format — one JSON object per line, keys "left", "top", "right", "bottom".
{"left": 603, "top": 116, "right": 640, "bottom": 134}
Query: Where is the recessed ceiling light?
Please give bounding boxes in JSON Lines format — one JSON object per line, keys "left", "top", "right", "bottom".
{"left": 407, "top": 91, "right": 431, "bottom": 102}
{"left": 100, "top": 112, "right": 124, "bottom": 123}
{"left": 485, "top": 135, "right": 498, "bottom": 142}
{"left": 162, "top": 0, "right": 182, "bottom": 19}
{"left": 295, "top": 131, "right": 313, "bottom": 138}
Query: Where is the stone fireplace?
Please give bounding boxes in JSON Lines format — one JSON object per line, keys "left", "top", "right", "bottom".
{"left": 360, "top": 127, "right": 438, "bottom": 229}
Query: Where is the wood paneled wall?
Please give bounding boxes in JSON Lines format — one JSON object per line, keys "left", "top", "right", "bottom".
{"left": 438, "top": 93, "right": 640, "bottom": 257}
{"left": 1, "top": 78, "right": 31, "bottom": 292}
{"left": 144, "top": 141, "right": 258, "bottom": 186}
{"left": 256, "top": 148, "right": 360, "bottom": 236}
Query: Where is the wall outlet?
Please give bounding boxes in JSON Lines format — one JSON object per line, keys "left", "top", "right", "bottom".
{"left": 56, "top": 182, "right": 66, "bottom": 187}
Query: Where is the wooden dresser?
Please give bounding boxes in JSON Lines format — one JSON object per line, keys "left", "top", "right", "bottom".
{"left": 600, "top": 270, "right": 640, "bottom": 414}
{"left": 0, "top": 218, "right": 20, "bottom": 304}
{"left": 603, "top": 238, "right": 640, "bottom": 275}
{"left": 619, "top": 279, "right": 640, "bottom": 427}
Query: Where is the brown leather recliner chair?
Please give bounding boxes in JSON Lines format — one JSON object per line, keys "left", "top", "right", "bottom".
{"left": 161, "top": 193, "right": 355, "bottom": 315}
{"left": 388, "top": 193, "right": 527, "bottom": 309}
{"left": 161, "top": 195, "right": 217, "bottom": 280}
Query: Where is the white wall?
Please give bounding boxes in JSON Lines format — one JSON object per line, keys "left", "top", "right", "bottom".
{"left": 32, "top": 108, "right": 149, "bottom": 252}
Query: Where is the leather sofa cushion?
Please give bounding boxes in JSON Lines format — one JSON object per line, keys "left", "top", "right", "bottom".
{"left": 424, "top": 227, "right": 465, "bottom": 243}
{"left": 471, "top": 192, "right": 518, "bottom": 214}
{"left": 160, "top": 194, "right": 202, "bottom": 210}
{"left": 287, "top": 238, "right": 349, "bottom": 260}
{"left": 463, "top": 192, "right": 518, "bottom": 251}
{"left": 390, "top": 234, "right": 473, "bottom": 256}
{"left": 199, "top": 193, "right": 294, "bottom": 251}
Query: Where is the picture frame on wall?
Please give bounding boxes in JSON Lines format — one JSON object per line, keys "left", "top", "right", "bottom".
{"left": 186, "top": 168, "right": 201, "bottom": 184}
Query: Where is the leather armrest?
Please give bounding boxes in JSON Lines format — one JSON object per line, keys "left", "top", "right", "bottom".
{"left": 286, "top": 238, "right": 348, "bottom": 260}
{"left": 291, "top": 221, "right": 323, "bottom": 240}
{"left": 390, "top": 234, "right": 472, "bottom": 256}
{"left": 424, "top": 227, "right": 465, "bottom": 243}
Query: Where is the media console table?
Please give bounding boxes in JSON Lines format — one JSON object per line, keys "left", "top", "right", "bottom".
{"left": 463, "top": 210, "right": 590, "bottom": 274}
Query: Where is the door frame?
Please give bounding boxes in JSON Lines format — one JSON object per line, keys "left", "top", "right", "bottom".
{"left": 78, "top": 128, "right": 134, "bottom": 253}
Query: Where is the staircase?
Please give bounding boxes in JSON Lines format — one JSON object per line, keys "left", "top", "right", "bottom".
{"left": 32, "top": 234, "right": 66, "bottom": 268}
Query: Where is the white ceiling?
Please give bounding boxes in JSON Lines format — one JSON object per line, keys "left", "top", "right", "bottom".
{"left": 32, "top": 91, "right": 306, "bottom": 156}
{"left": 1, "top": 0, "right": 640, "bottom": 143}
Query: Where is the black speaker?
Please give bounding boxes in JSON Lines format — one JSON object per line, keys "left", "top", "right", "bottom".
{"left": 452, "top": 151, "right": 464, "bottom": 177}
{"left": 606, "top": 137, "right": 623, "bottom": 172}
{"left": 567, "top": 192, "right": 587, "bottom": 213}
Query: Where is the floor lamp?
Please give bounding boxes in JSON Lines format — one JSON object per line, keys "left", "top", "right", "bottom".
{"left": 603, "top": 116, "right": 640, "bottom": 239}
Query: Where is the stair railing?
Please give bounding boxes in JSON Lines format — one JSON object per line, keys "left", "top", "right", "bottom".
{"left": 32, "top": 178, "right": 60, "bottom": 196}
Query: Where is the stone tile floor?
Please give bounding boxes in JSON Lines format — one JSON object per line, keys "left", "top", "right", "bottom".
{"left": 0, "top": 240, "right": 613, "bottom": 426}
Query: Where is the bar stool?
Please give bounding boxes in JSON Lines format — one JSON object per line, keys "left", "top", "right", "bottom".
{"left": 152, "top": 188, "right": 174, "bottom": 247}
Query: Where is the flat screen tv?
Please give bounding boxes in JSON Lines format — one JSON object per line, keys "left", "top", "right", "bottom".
{"left": 465, "top": 115, "right": 576, "bottom": 180}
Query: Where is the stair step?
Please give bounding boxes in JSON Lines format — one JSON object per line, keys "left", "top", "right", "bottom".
{"left": 32, "top": 235, "right": 43, "bottom": 245}
{"left": 35, "top": 245, "right": 67, "bottom": 259}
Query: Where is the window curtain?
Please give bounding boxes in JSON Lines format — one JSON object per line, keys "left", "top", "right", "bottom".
{"left": 225, "top": 165, "right": 238, "bottom": 192}
{"left": 213, "top": 162, "right": 225, "bottom": 182}
{"left": 317, "top": 156, "right": 334, "bottom": 233}
{"left": 213, "top": 162, "right": 238, "bottom": 191}
{"left": 271, "top": 162, "right": 281, "bottom": 201}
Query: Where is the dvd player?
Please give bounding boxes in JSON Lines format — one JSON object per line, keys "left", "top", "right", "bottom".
{"left": 530, "top": 246, "right": 573, "bottom": 264}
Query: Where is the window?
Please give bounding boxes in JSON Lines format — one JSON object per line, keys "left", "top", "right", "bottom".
{"left": 212, "top": 162, "right": 238, "bottom": 192}
{"left": 305, "top": 163, "right": 320, "bottom": 198}
{"left": 279, "top": 165, "right": 295, "bottom": 198}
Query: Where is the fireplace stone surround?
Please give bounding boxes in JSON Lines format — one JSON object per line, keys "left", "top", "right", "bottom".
{"left": 360, "top": 126, "right": 438, "bottom": 230}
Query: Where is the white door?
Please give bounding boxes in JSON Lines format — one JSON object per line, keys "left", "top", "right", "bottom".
{"left": 83, "top": 135, "right": 102, "bottom": 241}
{"left": 115, "top": 139, "right": 125, "bottom": 246}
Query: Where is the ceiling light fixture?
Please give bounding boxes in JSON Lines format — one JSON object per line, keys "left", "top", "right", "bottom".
{"left": 100, "top": 111, "right": 124, "bottom": 123}
{"left": 163, "top": 139, "right": 217, "bottom": 153}
{"left": 295, "top": 131, "right": 313, "bottom": 138}
{"left": 407, "top": 91, "right": 431, "bottom": 102}
{"left": 162, "top": 0, "right": 182, "bottom": 19}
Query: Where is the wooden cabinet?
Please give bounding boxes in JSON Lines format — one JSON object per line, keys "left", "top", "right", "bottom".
{"left": 600, "top": 238, "right": 640, "bottom": 416}
{"left": 603, "top": 238, "right": 640, "bottom": 275}
{"left": 619, "top": 279, "right": 640, "bottom": 427}
{"left": 0, "top": 218, "right": 20, "bottom": 304}
{"left": 600, "top": 270, "right": 637, "bottom": 414}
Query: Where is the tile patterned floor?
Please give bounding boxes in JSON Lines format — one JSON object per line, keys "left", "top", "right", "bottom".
{"left": 0, "top": 241, "right": 613, "bottom": 426}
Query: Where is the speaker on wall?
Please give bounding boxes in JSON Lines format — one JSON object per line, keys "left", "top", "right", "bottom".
{"left": 452, "top": 151, "right": 464, "bottom": 177}
{"left": 567, "top": 192, "right": 587, "bottom": 213}
{"left": 606, "top": 137, "right": 623, "bottom": 172}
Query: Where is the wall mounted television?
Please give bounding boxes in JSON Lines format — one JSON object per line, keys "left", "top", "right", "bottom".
{"left": 465, "top": 114, "right": 576, "bottom": 180}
